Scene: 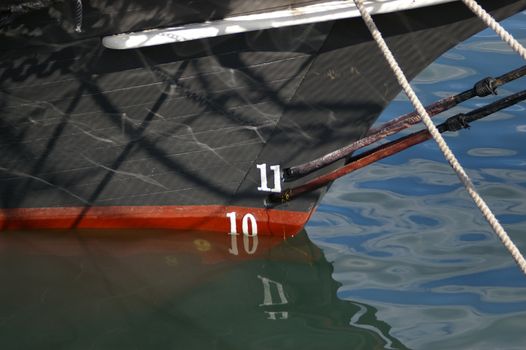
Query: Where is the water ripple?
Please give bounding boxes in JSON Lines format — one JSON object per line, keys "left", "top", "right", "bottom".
{"left": 308, "top": 11, "right": 526, "bottom": 350}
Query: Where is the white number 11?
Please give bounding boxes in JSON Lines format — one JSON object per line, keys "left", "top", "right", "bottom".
{"left": 257, "top": 163, "right": 281, "bottom": 193}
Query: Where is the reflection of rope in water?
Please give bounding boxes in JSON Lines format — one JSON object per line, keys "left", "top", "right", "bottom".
{"left": 349, "top": 304, "right": 395, "bottom": 350}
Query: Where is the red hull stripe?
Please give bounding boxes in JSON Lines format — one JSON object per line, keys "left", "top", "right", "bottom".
{"left": 0, "top": 205, "right": 312, "bottom": 236}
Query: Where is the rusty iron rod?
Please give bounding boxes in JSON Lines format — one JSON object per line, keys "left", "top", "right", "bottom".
{"left": 269, "top": 89, "right": 526, "bottom": 204}
{"left": 283, "top": 65, "right": 526, "bottom": 182}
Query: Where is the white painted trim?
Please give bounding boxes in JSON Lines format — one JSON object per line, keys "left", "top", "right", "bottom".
{"left": 102, "top": 0, "right": 457, "bottom": 50}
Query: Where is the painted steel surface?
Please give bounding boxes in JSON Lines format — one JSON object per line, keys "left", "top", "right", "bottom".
{"left": 0, "top": 0, "right": 525, "bottom": 234}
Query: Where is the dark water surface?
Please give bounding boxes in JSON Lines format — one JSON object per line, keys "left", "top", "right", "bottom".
{"left": 1, "top": 11, "right": 525, "bottom": 350}
{"left": 307, "top": 11, "right": 526, "bottom": 350}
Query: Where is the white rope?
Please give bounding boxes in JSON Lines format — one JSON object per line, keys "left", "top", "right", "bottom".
{"left": 462, "top": 0, "right": 526, "bottom": 60}
{"left": 352, "top": 0, "right": 526, "bottom": 275}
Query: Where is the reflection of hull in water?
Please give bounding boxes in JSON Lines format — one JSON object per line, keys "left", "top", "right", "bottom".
{"left": 0, "top": 230, "right": 407, "bottom": 349}
{"left": 1, "top": 1, "right": 525, "bottom": 235}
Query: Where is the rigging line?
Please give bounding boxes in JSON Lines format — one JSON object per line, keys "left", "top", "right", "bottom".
{"left": 462, "top": 0, "right": 526, "bottom": 61}
{"left": 283, "top": 65, "right": 526, "bottom": 181}
{"left": 268, "top": 90, "right": 526, "bottom": 204}
{"left": 353, "top": 0, "right": 526, "bottom": 275}
{"left": 366, "top": 64, "right": 526, "bottom": 136}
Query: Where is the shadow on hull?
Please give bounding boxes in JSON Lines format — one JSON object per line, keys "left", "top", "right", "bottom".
{"left": 0, "top": 0, "right": 525, "bottom": 234}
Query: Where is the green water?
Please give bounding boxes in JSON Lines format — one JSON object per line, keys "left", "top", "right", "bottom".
{"left": 0, "top": 230, "right": 405, "bottom": 349}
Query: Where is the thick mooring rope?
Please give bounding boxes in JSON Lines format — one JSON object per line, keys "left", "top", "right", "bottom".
{"left": 352, "top": 0, "right": 526, "bottom": 275}
{"left": 462, "top": 0, "right": 526, "bottom": 60}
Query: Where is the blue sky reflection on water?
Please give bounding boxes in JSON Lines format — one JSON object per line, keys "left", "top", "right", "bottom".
{"left": 307, "top": 11, "right": 526, "bottom": 350}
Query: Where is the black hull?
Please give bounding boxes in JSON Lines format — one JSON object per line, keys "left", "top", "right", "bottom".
{"left": 1, "top": 0, "right": 525, "bottom": 234}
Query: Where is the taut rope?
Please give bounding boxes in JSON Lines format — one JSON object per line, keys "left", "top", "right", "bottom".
{"left": 352, "top": 0, "right": 526, "bottom": 275}
{"left": 462, "top": 0, "right": 526, "bottom": 60}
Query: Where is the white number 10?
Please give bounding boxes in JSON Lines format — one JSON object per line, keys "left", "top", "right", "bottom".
{"left": 227, "top": 212, "right": 258, "bottom": 237}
